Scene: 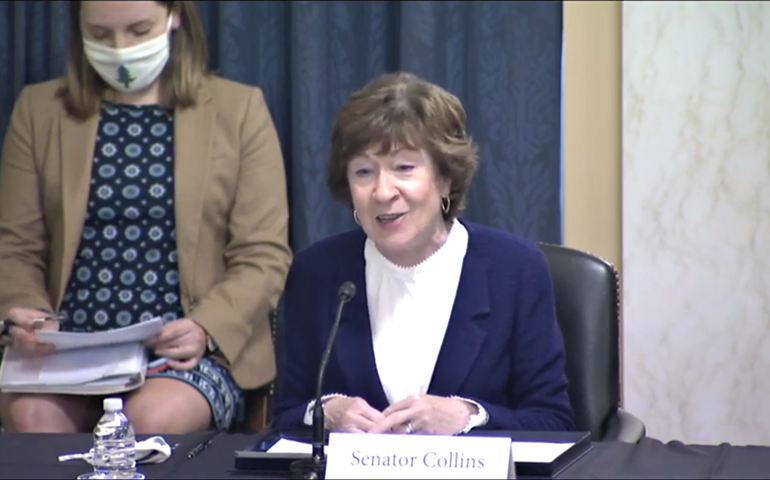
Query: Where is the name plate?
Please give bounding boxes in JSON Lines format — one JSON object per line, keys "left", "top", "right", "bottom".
{"left": 325, "top": 432, "right": 514, "bottom": 479}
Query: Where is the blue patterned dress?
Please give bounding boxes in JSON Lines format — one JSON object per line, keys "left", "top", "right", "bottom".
{"left": 59, "top": 102, "right": 244, "bottom": 432}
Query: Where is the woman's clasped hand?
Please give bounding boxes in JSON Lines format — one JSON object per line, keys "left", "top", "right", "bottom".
{"left": 323, "top": 394, "right": 476, "bottom": 435}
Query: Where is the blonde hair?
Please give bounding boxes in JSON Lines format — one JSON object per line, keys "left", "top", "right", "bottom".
{"left": 57, "top": 1, "right": 210, "bottom": 119}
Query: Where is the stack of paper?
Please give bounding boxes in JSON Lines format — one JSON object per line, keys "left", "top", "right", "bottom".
{"left": 265, "top": 438, "right": 574, "bottom": 464}
{"left": 0, "top": 317, "right": 163, "bottom": 395}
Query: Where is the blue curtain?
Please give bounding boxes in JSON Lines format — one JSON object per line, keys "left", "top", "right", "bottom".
{"left": 0, "top": 0, "right": 563, "bottom": 252}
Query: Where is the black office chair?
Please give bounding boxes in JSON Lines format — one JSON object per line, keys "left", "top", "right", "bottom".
{"left": 538, "top": 242, "right": 646, "bottom": 443}
{"left": 240, "top": 308, "right": 279, "bottom": 433}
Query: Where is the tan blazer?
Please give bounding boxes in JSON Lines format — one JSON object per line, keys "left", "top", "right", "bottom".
{"left": 0, "top": 76, "right": 292, "bottom": 390}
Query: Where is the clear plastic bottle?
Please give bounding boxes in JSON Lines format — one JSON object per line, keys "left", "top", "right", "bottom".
{"left": 90, "top": 397, "right": 141, "bottom": 479}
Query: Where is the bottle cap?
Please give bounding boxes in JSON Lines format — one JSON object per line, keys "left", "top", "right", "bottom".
{"left": 103, "top": 397, "right": 123, "bottom": 412}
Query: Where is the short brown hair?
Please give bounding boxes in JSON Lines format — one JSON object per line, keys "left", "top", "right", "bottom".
{"left": 58, "top": 1, "right": 209, "bottom": 120}
{"left": 327, "top": 72, "right": 479, "bottom": 221}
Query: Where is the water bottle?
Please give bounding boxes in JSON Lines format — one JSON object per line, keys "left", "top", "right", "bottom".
{"left": 91, "top": 397, "right": 141, "bottom": 479}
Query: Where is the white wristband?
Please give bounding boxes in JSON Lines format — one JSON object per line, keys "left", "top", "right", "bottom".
{"left": 450, "top": 396, "right": 490, "bottom": 434}
{"left": 302, "top": 393, "right": 349, "bottom": 426}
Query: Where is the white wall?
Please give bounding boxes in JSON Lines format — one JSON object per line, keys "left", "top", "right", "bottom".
{"left": 622, "top": 1, "right": 770, "bottom": 445}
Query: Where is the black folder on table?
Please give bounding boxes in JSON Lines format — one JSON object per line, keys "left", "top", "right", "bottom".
{"left": 233, "top": 429, "right": 592, "bottom": 478}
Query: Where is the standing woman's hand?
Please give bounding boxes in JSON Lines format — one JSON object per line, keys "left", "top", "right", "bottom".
{"left": 144, "top": 318, "right": 208, "bottom": 370}
{"left": 3, "top": 307, "right": 58, "bottom": 356}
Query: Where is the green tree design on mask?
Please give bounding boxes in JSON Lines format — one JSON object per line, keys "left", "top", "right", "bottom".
{"left": 117, "top": 65, "right": 135, "bottom": 89}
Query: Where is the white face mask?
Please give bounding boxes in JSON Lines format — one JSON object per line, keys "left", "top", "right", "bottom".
{"left": 83, "top": 15, "right": 174, "bottom": 95}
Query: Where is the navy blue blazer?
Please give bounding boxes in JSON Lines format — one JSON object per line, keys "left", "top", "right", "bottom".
{"left": 272, "top": 220, "right": 575, "bottom": 432}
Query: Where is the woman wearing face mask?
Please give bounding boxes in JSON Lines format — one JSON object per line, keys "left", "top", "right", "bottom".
{"left": 0, "top": 1, "right": 291, "bottom": 434}
{"left": 272, "top": 72, "right": 575, "bottom": 435}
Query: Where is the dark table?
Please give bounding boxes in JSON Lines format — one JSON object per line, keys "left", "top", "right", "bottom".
{"left": 1, "top": 432, "right": 769, "bottom": 479}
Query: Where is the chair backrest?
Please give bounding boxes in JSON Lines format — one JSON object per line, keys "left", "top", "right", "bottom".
{"left": 537, "top": 242, "right": 620, "bottom": 441}
{"left": 242, "top": 308, "right": 280, "bottom": 433}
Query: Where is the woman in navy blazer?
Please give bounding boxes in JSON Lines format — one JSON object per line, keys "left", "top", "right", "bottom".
{"left": 273, "top": 72, "right": 575, "bottom": 435}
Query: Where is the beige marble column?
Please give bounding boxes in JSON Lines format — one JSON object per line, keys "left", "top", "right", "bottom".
{"left": 622, "top": 1, "right": 770, "bottom": 445}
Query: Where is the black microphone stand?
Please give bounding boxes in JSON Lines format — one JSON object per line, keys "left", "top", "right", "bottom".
{"left": 290, "top": 282, "right": 356, "bottom": 480}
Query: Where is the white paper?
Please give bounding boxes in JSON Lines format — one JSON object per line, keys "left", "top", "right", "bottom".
{"left": 267, "top": 438, "right": 316, "bottom": 454}
{"left": 37, "top": 343, "right": 145, "bottom": 385}
{"left": 510, "top": 441, "right": 572, "bottom": 463}
{"left": 267, "top": 438, "right": 573, "bottom": 464}
{"left": 2, "top": 343, "right": 146, "bottom": 386}
{"left": 36, "top": 317, "right": 163, "bottom": 351}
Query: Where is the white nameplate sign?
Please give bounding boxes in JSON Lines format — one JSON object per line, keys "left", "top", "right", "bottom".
{"left": 324, "top": 432, "right": 514, "bottom": 479}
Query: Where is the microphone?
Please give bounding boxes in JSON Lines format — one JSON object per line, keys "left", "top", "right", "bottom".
{"left": 290, "top": 281, "right": 356, "bottom": 480}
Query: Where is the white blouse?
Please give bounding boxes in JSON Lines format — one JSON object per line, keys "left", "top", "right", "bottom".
{"left": 365, "top": 219, "right": 468, "bottom": 404}
{"left": 304, "top": 220, "right": 489, "bottom": 432}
